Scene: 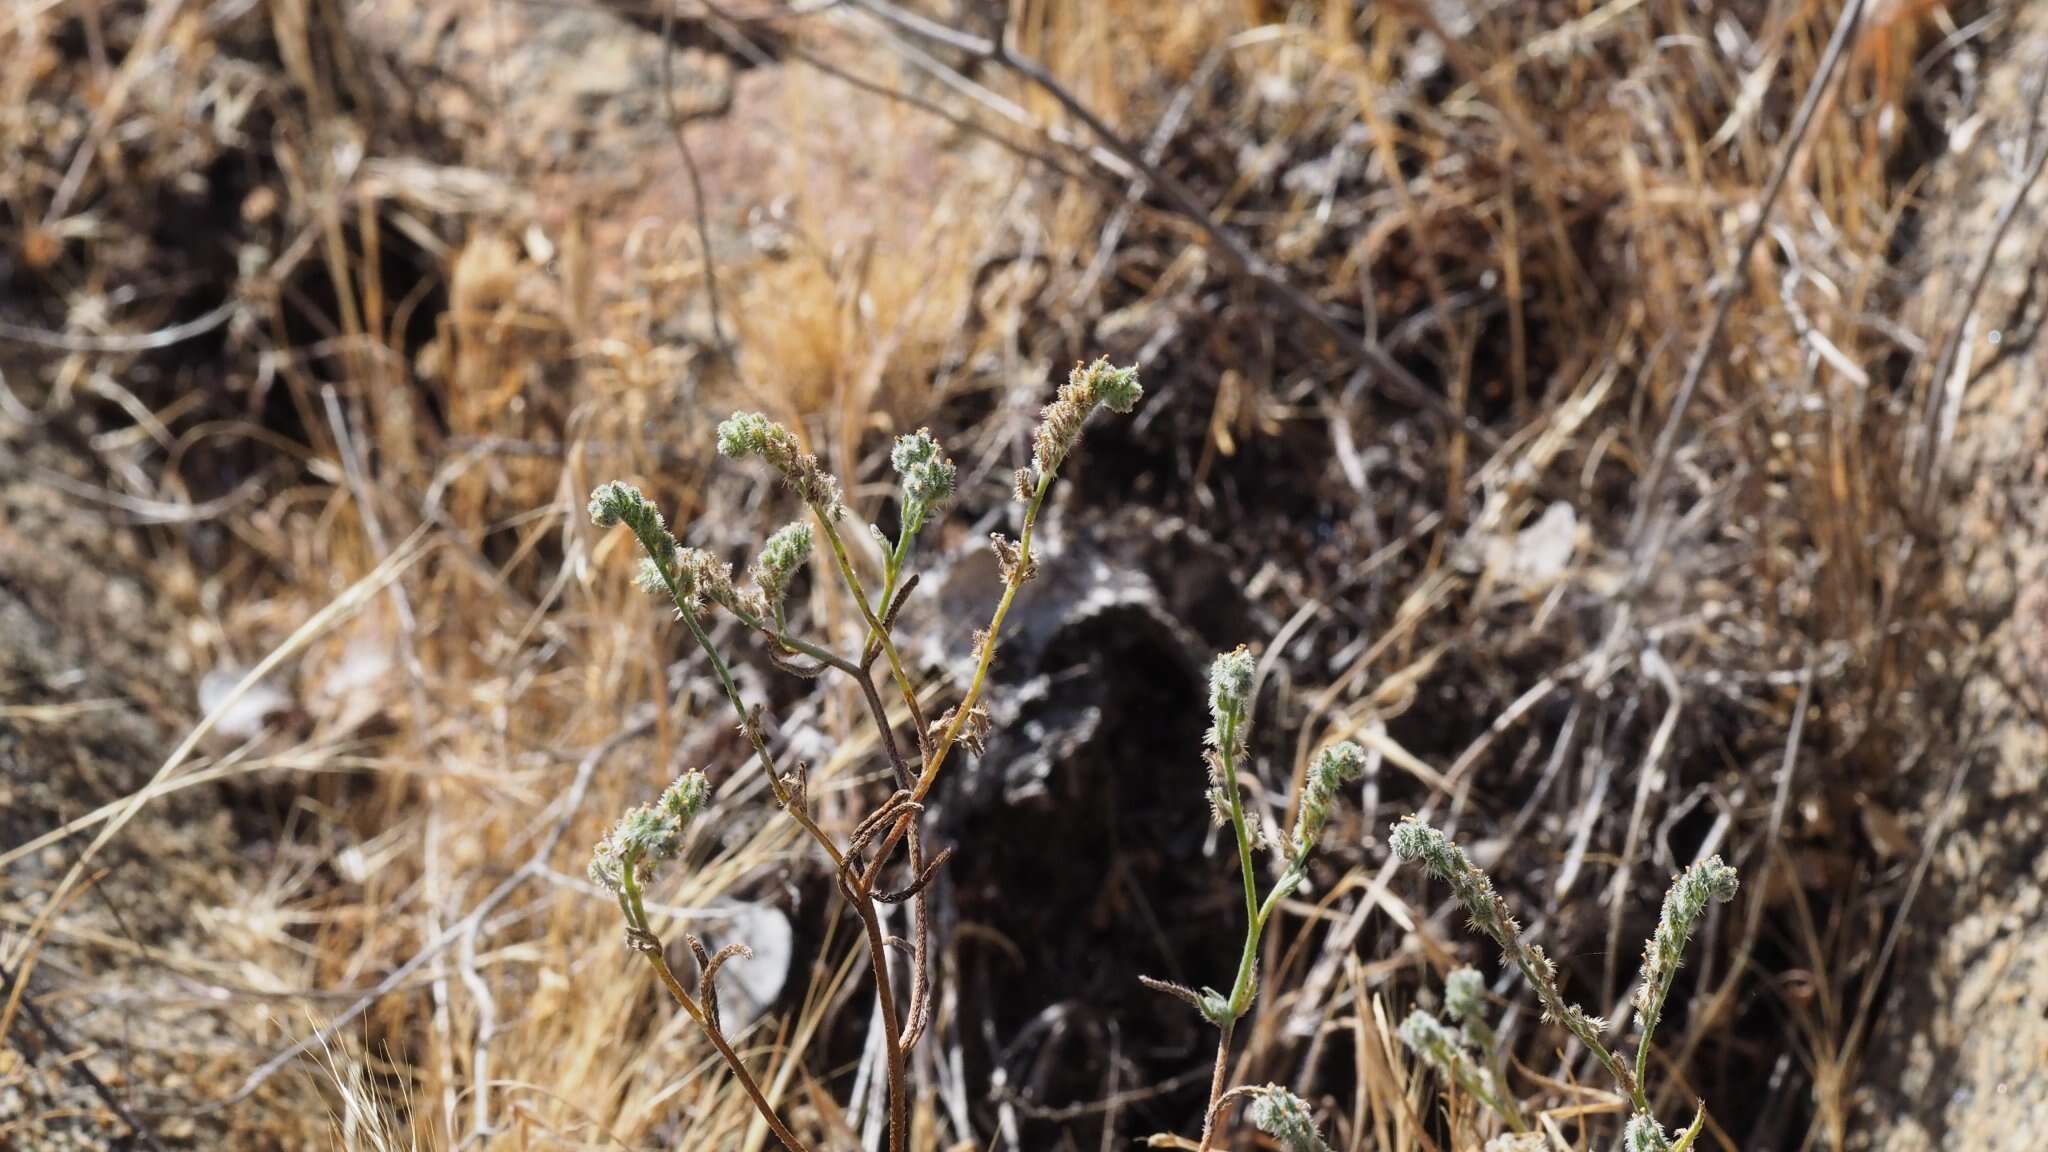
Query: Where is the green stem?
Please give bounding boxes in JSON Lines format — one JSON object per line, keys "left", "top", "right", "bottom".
{"left": 653, "top": 562, "right": 845, "bottom": 868}
{"left": 872, "top": 500, "right": 922, "bottom": 650}
{"left": 1219, "top": 707, "right": 1263, "bottom": 1019}
{"left": 912, "top": 475, "right": 1050, "bottom": 801}
{"left": 1498, "top": 941, "right": 1647, "bottom": 1114}
{"left": 619, "top": 859, "right": 813, "bottom": 1152}
{"left": 813, "top": 509, "right": 923, "bottom": 731}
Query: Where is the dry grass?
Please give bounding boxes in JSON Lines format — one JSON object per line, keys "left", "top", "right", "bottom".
{"left": 2, "top": 0, "right": 2032, "bottom": 1149}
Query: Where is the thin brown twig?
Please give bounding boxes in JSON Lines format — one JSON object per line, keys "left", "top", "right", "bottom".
{"left": 843, "top": 0, "right": 1497, "bottom": 449}
{"left": 661, "top": 0, "right": 733, "bottom": 361}
{"left": 221, "top": 717, "right": 650, "bottom": 1108}
{"left": 1626, "top": 0, "right": 1869, "bottom": 554}
{"left": 0, "top": 959, "right": 169, "bottom": 1152}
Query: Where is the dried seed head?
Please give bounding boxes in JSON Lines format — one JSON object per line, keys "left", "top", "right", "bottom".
{"left": 1246, "top": 1086, "right": 1332, "bottom": 1152}
{"left": 672, "top": 548, "right": 741, "bottom": 616}
{"left": 716, "top": 411, "right": 844, "bottom": 518}
{"left": 1291, "top": 740, "right": 1366, "bottom": 858}
{"left": 928, "top": 703, "right": 992, "bottom": 758}
{"left": 990, "top": 533, "right": 1036, "bottom": 584}
{"left": 750, "top": 521, "right": 813, "bottom": 614}
{"left": 1028, "top": 358, "right": 1143, "bottom": 486}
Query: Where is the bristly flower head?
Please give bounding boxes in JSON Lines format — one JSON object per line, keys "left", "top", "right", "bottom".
{"left": 1208, "top": 646, "right": 1255, "bottom": 738}
{"left": 588, "top": 770, "right": 710, "bottom": 893}
{"left": 1624, "top": 1113, "right": 1672, "bottom": 1152}
{"left": 716, "top": 411, "right": 845, "bottom": 518}
{"left": 1028, "top": 358, "right": 1143, "bottom": 488}
{"left": 1291, "top": 740, "right": 1366, "bottom": 859}
{"left": 891, "top": 428, "right": 957, "bottom": 513}
{"left": 1245, "top": 1086, "right": 1332, "bottom": 1152}
{"left": 588, "top": 482, "right": 676, "bottom": 561}
{"left": 1398, "top": 1008, "right": 1474, "bottom": 1079}
{"left": 750, "top": 521, "right": 813, "bottom": 615}
{"left": 1443, "top": 966, "right": 1487, "bottom": 1025}
{"left": 658, "top": 771, "right": 711, "bottom": 823}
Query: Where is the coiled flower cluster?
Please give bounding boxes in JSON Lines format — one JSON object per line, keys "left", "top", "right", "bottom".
{"left": 588, "top": 771, "right": 711, "bottom": 894}
{"left": 1029, "top": 358, "right": 1144, "bottom": 488}
{"left": 1245, "top": 1086, "right": 1332, "bottom": 1152}
{"left": 1290, "top": 741, "right": 1366, "bottom": 860}
{"left": 717, "top": 411, "right": 845, "bottom": 518}
{"left": 750, "top": 522, "right": 814, "bottom": 619}
{"left": 891, "top": 430, "right": 957, "bottom": 516}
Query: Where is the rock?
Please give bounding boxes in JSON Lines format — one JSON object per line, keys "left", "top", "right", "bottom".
{"left": 1859, "top": 11, "right": 2048, "bottom": 1149}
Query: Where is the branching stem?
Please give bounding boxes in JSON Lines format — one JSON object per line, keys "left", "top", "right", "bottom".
{"left": 619, "top": 857, "right": 811, "bottom": 1152}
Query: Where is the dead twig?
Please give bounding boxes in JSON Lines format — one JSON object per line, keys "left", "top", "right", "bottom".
{"left": 1627, "top": 0, "right": 1869, "bottom": 553}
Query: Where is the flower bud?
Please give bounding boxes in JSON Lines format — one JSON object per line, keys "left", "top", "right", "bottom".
{"left": 750, "top": 521, "right": 813, "bottom": 614}
{"left": 1246, "top": 1085, "right": 1331, "bottom": 1152}
{"left": 588, "top": 482, "right": 677, "bottom": 561}
{"left": 1208, "top": 647, "right": 1254, "bottom": 728}
{"left": 891, "top": 429, "right": 957, "bottom": 509}
{"left": 1443, "top": 966, "right": 1487, "bottom": 1025}
{"left": 1624, "top": 1113, "right": 1671, "bottom": 1152}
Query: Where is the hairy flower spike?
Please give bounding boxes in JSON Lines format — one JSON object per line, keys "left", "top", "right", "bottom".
{"left": 587, "top": 481, "right": 646, "bottom": 531}
{"left": 1625, "top": 1113, "right": 1672, "bottom": 1152}
{"left": 1399, "top": 1009, "right": 1473, "bottom": 1077}
{"left": 1443, "top": 966, "right": 1487, "bottom": 1026}
{"left": 1400, "top": 1006, "right": 1512, "bottom": 1122}
{"left": 588, "top": 482, "right": 677, "bottom": 562}
{"left": 1391, "top": 816, "right": 1621, "bottom": 1081}
{"left": 1083, "top": 359, "right": 1143, "bottom": 414}
{"left": 1029, "top": 358, "right": 1143, "bottom": 485}
{"left": 659, "top": 770, "right": 711, "bottom": 823}
{"left": 588, "top": 770, "right": 709, "bottom": 894}
{"left": 1291, "top": 740, "right": 1366, "bottom": 858}
{"left": 891, "top": 429, "right": 957, "bottom": 514}
{"left": 1207, "top": 646, "right": 1255, "bottom": 738}
{"left": 750, "top": 522, "right": 813, "bottom": 615}
{"left": 1633, "top": 856, "right": 1739, "bottom": 1047}
{"left": 1245, "top": 1086, "right": 1332, "bottom": 1152}
{"left": 716, "top": 411, "right": 845, "bottom": 517}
